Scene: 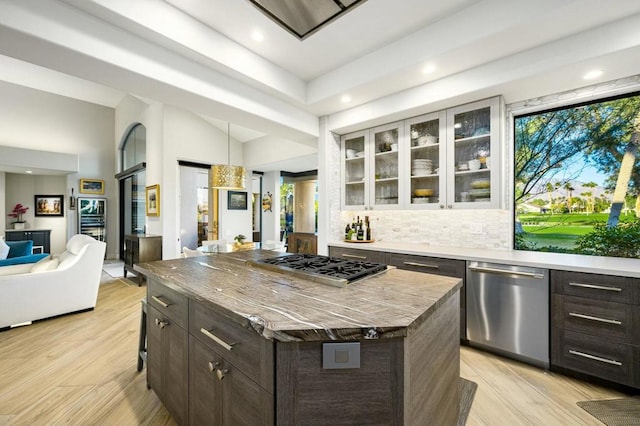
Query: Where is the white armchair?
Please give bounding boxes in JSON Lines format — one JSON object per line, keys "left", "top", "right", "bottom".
{"left": 0, "top": 234, "right": 106, "bottom": 328}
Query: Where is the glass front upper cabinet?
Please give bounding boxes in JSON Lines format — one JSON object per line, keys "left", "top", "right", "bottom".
{"left": 445, "top": 97, "right": 500, "bottom": 209}
{"left": 404, "top": 111, "right": 447, "bottom": 209}
{"left": 371, "top": 122, "right": 403, "bottom": 210}
{"left": 341, "top": 130, "right": 369, "bottom": 209}
{"left": 341, "top": 97, "right": 501, "bottom": 211}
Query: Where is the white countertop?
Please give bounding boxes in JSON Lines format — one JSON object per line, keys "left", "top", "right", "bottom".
{"left": 329, "top": 241, "right": 640, "bottom": 278}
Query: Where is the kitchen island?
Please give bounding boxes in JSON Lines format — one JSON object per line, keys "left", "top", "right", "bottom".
{"left": 136, "top": 250, "right": 462, "bottom": 425}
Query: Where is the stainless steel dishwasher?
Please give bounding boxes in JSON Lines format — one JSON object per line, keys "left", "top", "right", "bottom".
{"left": 466, "top": 261, "right": 549, "bottom": 368}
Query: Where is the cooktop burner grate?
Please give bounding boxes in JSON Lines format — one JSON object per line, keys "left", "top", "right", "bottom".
{"left": 250, "top": 254, "right": 387, "bottom": 286}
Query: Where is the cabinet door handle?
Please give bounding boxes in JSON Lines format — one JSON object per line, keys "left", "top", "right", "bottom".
{"left": 200, "top": 328, "right": 235, "bottom": 351}
{"left": 568, "top": 282, "right": 622, "bottom": 292}
{"left": 208, "top": 361, "right": 220, "bottom": 373}
{"left": 216, "top": 368, "right": 229, "bottom": 380}
{"left": 155, "top": 318, "right": 168, "bottom": 329}
{"left": 568, "top": 312, "right": 622, "bottom": 325}
{"left": 341, "top": 254, "right": 367, "bottom": 260}
{"left": 151, "top": 295, "right": 172, "bottom": 308}
{"left": 403, "top": 261, "right": 439, "bottom": 269}
{"left": 568, "top": 350, "right": 622, "bottom": 366}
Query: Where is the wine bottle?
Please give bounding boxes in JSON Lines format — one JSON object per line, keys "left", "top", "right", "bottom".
{"left": 365, "top": 216, "right": 371, "bottom": 240}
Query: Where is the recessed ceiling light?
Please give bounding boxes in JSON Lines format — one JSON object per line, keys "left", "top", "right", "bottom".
{"left": 422, "top": 64, "right": 436, "bottom": 75}
{"left": 25, "top": 170, "right": 33, "bottom": 174}
{"left": 341, "top": 95, "right": 351, "bottom": 103}
{"left": 251, "top": 30, "right": 264, "bottom": 42}
{"left": 583, "top": 69, "right": 603, "bottom": 80}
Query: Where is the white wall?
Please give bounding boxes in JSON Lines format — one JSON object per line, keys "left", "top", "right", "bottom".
{"left": 115, "top": 100, "right": 255, "bottom": 259}
{"left": 5, "top": 174, "right": 67, "bottom": 253}
{"left": 0, "top": 81, "right": 116, "bottom": 256}
{"left": 0, "top": 172, "right": 5, "bottom": 233}
{"left": 162, "top": 105, "right": 247, "bottom": 257}
{"left": 218, "top": 188, "right": 253, "bottom": 243}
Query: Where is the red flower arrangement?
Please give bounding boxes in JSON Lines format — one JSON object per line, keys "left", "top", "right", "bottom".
{"left": 8, "top": 203, "right": 29, "bottom": 223}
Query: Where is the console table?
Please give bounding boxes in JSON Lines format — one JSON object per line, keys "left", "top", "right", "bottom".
{"left": 124, "top": 234, "right": 162, "bottom": 285}
{"left": 5, "top": 229, "right": 51, "bottom": 254}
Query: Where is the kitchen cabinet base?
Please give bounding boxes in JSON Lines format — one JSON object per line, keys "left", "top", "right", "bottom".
{"left": 276, "top": 292, "right": 460, "bottom": 425}
{"left": 550, "top": 364, "right": 639, "bottom": 393}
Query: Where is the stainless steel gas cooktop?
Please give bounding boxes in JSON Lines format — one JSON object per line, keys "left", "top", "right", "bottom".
{"left": 248, "top": 254, "right": 387, "bottom": 287}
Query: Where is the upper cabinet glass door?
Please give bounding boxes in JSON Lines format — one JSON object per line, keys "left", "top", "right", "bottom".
{"left": 446, "top": 98, "right": 500, "bottom": 208}
{"left": 405, "top": 111, "right": 446, "bottom": 209}
{"left": 341, "top": 130, "right": 368, "bottom": 209}
{"left": 371, "top": 122, "right": 403, "bottom": 209}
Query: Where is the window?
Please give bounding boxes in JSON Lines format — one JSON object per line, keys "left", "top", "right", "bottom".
{"left": 514, "top": 91, "right": 640, "bottom": 258}
{"left": 121, "top": 124, "right": 146, "bottom": 171}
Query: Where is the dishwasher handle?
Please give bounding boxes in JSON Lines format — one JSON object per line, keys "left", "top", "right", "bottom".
{"left": 468, "top": 265, "right": 544, "bottom": 279}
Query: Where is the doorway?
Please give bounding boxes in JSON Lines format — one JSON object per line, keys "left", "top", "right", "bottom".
{"left": 179, "top": 162, "right": 216, "bottom": 250}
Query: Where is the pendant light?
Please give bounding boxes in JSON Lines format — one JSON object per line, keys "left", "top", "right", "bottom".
{"left": 211, "top": 122, "right": 246, "bottom": 190}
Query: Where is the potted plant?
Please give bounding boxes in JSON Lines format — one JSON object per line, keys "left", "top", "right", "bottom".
{"left": 8, "top": 203, "right": 29, "bottom": 229}
{"left": 234, "top": 234, "right": 246, "bottom": 245}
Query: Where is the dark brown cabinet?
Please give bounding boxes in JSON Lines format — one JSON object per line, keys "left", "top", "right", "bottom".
{"left": 124, "top": 234, "right": 162, "bottom": 285}
{"left": 328, "top": 245, "right": 386, "bottom": 263}
{"left": 551, "top": 270, "right": 640, "bottom": 388}
{"left": 189, "top": 337, "right": 273, "bottom": 426}
{"left": 5, "top": 229, "right": 51, "bottom": 254}
{"left": 188, "top": 300, "right": 274, "bottom": 426}
{"left": 144, "top": 256, "right": 461, "bottom": 425}
{"left": 385, "top": 252, "right": 466, "bottom": 340}
{"left": 287, "top": 232, "right": 317, "bottom": 254}
{"left": 328, "top": 246, "right": 467, "bottom": 340}
{"left": 146, "top": 280, "right": 189, "bottom": 424}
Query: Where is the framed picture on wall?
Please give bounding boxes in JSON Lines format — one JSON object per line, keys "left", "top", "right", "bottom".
{"left": 146, "top": 184, "right": 160, "bottom": 216}
{"left": 228, "top": 191, "right": 247, "bottom": 210}
{"left": 34, "top": 195, "right": 64, "bottom": 217}
{"left": 79, "top": 178, "right": 105, "bottom": 195}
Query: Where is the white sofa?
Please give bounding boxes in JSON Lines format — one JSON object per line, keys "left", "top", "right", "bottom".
{"left": 0, "top": 234, "right": 107, "bottom": 328}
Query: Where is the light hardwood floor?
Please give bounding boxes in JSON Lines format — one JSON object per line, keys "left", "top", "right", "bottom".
{"left": 0, "top": 273, "right": 629, "bottom": 425}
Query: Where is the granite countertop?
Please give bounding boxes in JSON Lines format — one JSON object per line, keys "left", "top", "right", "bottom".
{"left": 135, "top": 250, "right": 461, "bottom": 343}
{"left": 330, "top": 241, "right": 640, "bottom": 278}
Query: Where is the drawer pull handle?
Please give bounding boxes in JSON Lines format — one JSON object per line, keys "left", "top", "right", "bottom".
{"left": 341, "top": 254, "right": 367, "bottom": 260}
{"left": 568, "top": 282, "right": 622, "bottom": 292}
{"left": 151, "top": 295, "right": 172, "bottom": 308}
{"left": 568, "top": 350, "right": 622, "bottom": 366}
{"left": 403, "top": 261, "right": 439, "bottom": 269}
{"left": 568, "top": 312, "right": 622, "bottom": 325}
{"left": 200, "top": 328, "right": 235, "bottom": 351}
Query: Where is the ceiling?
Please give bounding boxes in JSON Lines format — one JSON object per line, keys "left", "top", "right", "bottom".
{"left": 1, "top": 0, "right": 640, "bottom": 172}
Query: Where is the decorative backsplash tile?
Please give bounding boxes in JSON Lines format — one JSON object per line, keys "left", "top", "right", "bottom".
{"left": 334, "top": 209, "right": 512, "bottom": 249}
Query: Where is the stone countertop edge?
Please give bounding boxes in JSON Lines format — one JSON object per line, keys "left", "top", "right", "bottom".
{"left": 134, "top": 251, "right": 462, "bottom": 343}
{"left": 329, "top": 241, "right": 640, "bottom": 278}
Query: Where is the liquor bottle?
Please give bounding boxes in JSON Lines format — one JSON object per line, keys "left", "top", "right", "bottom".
{"left": 365, "top": 216, "right": 371, "bottom": 241}
{"left": 357, "top": 221, "right": 364, "bottom": 240}
{"left": 345, "top": 224, "right": 351, "bottom": 240}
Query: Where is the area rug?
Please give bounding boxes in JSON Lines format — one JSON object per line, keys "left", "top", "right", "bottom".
{"left": 102, "top": 262, "right": 135, "bottom": 279}
{"left": 577, "top": 396, "right": 640, "bottom": 426}
{"left": 459, "top": 377, "right": 478, "bottom": 425}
